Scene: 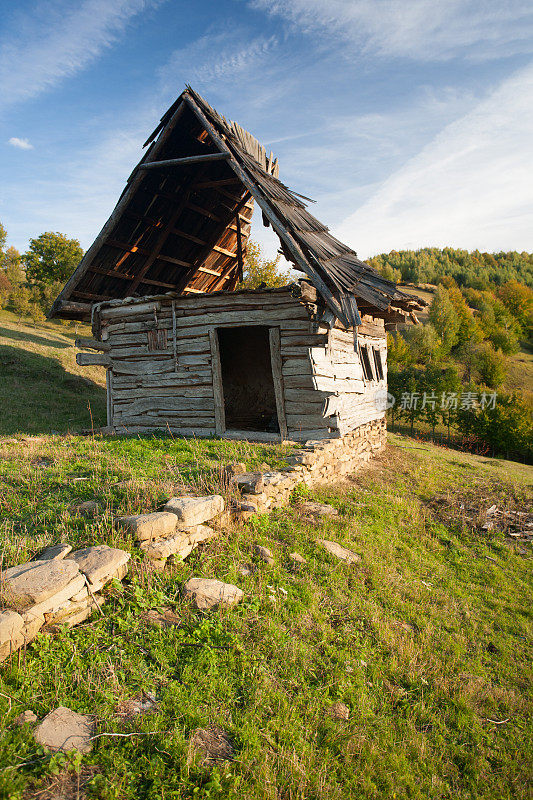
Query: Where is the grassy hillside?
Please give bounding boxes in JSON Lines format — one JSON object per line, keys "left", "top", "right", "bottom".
{"left": 0, "top": 431, "right": 532, "bottom": 799}
{"left": 0, "top": 310, "right": 106, "bottom": 435}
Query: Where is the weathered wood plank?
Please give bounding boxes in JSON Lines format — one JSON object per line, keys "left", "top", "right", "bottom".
{"left": 100, "top": 301, "right": 161, "bottom": 320}
{"left": 269, "top": 327, "right": 288, "bottom": 442}
{"left": 76, "top": 353, "right": 111, "bottom": 367}
{"left": 75, "top": 338, "right": 110, "bottom": 352}
{"left": 209, "top": 329, "right": 225, "bottom": 435}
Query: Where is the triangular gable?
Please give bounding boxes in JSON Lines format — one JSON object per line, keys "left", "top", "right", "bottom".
{"left": 50, "top": 87, "right": 421, "bottom": 326}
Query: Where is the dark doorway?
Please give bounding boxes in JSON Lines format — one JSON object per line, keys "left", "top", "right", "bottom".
{"left": 217, "top": 326, "right": 279, "bottom": 432}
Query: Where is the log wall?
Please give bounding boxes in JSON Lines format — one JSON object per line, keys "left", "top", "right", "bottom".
{"left": 79, "top": 289, "right": 387, "bottom": 441}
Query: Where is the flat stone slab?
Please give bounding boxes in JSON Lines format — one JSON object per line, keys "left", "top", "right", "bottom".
{"left": 1, "top": 559, "right": 80, "bottom": 607}
{"left": 301, "top": 501, "right": 338, "bottom": 517}
{"left": 70, "top": 545, "right": 130, "bottom": 586}
{"left": 164, "top": 495, "right": 224, "bottom": 526}
{"left": 182, "top": 578, "right": 243, "bottom": 610}
{"left": 24, "top": 573, "right": 86, "bottom": 619}
{"left": 254, "top": 545, "right": 274, "bottom": 565}
{"left": 33, "top": 544, "right": 72, "bottom": 562}
{"left": 33, "top": 706, "right": 95, "bottom": 752}
{"left": 141, "top": 525, "right": 216, "bottom": 560}
{"left": 232, "top": 472, "right": 265, "bottom": 494}
{"left": 0, "top": 610, "right": 23, "bottom": 644}
{"left": 317, "top": 540, "right": 361, "bottom": 563}
{"left": 70, "top": 500, "right": 99, "bottom": 518}
{"left": 289, "top": 552, "right": 307, "bottom": 565}
{"left": 115, "top": 511, "right": 178, "bottom": 542}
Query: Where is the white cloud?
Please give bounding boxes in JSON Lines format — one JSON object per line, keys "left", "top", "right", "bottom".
{"left": 334, "top": 62, "right": 533, "bottom": 257}
{"left": 159, "top": 28, "right": 279, "bottom": 95}
{"left": 249, "top": 0, "right": 533, "bottom": 61}
{"left": 8, "top": 137, "right": 33, "bottom": 150}
{"left": 0, "top": 0, "right": 161, "bottom": 111}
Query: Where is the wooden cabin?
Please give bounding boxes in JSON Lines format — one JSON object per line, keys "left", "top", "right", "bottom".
{"left": 50, "top": 87, "right": 424, "bottom": 441}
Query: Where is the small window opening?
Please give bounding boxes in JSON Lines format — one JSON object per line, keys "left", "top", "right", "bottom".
{"left": 147, "top": 329, "right": 167, "bottom": 351}
{"left": 373, "top": 347, "right": 384, "bottom": 381}
{"left": 359, "top": 344, "right": 375, "bottom": 382}
{"left": 217, "top": 326, "right": 279, "bottom": 433}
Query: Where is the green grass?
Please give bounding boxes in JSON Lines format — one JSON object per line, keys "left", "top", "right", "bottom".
{"left": 0, "top": 310, "right": 106, "bottom": 434}
{"left": 0, "top": 432, "right": 531, "bottom": 799}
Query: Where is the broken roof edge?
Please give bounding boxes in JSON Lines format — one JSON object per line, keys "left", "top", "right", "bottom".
{"left": 49, "top": 85, "right": 427, "bottom": 325}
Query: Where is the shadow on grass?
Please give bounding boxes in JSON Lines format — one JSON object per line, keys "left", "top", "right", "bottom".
{"left": 0, "top": 345, "right": 106, "bottom": 434}
{"left": 0, "top": 324, "right": 74, "bottom": 350}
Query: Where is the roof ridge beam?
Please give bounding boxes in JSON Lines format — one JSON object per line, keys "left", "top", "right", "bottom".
{"left": 137, "top": 153, "right": 230, "bottom": 170}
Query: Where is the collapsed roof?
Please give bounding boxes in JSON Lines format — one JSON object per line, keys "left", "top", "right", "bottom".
{"left": 50, "top": 87, "right": 423, "bottom": 326}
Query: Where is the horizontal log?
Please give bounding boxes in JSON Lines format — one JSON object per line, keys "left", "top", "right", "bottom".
{"left": 76, "top": 352, "right": 111, "bottom": 367}
{"left": 284, "top": 400, "right": 326, "bottom": 415}
{"left": 113, "top": 425, "right": 217, "bottom": 437}
{"left": 137, "top": 153, "right": 230, "bottom": 169}
{"left": 175, "top": 307, "right": 310, "bottom": 328}
{"left": 283, "top": 388, "right": 331, "bottom": 403}
{"left": 49, "top": 299, "right": 91, "bottom": 320}
{"left": 75, "top": 337, "right": 110, "bottom": 352}
{"left": 111, "top": 360, "right": 174, "bottom": 376}
{"left": 286, "top": 413, "right": 338, "bottom": 429}
{"left": 113, "top": 385, "right": 213, "bottom": 400}
{"left": 100, "top": 301, "right": 161, "bottom": 320}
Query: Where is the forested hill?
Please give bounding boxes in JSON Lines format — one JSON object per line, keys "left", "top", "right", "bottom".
{"left": 367, "top": 248, "right": 533, "bottom": 289}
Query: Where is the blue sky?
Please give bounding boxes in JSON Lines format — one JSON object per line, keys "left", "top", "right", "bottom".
{"left": 1, "top": 0, "right": 532, "bottom": 262}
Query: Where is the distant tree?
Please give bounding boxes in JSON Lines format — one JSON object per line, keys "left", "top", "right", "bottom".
{"left": 23, "top": 232, "right": 83, "bottom": 285}
{"left": 429, "top": 286, "right": 459, "bottom": 352}
{"left": 473, "top": 342, "right": 506, "bottom": 389}
{"left": 239, "top": 240, "right": 293, "bottom": 290}
{"left": 404, "top": 323, "right": 442, "bottom": 364}
{"left": 3, "top": 246, "right": 23, "bottom": 288}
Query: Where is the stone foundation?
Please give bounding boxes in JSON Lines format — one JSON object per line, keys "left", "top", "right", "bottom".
{"left": 237, "top": 418, "right": 387, "bottom": 512}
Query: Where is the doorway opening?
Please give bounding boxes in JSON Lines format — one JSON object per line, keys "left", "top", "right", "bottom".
{"left": 217, "top": 326, "right": 279, "bottom": 433}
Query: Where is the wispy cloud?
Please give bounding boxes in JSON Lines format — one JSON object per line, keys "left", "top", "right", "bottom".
{"left": 334, "top": 62, "right": 533, "bottom": 256}
{"left": 8, "top": 137, "right": 33, "bottom": 150}
{"left": 0, "top": 0, "right": 162, "bottom": 111}
{"left": 249, "top": 0, "right": 533, "bottom": 61}
{"left": 159, "top": 28, "right": 279, "bottom": 95}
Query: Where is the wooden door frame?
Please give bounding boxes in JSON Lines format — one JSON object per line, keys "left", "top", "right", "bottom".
{"left": 209, "top": 324, "right": 288, "bottom": 441}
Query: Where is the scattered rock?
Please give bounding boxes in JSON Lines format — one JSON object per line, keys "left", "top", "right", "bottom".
{"left": 329, "top": 701, "right": 350, "bottom": 721}
{"left": 140, "top": 525, "right": 216, "bottom": 560}
{"left": 33, "top": 706, "right": 95, "bottom": 753}
{"left": 254, "top": 545, "right": 274, "bottom": 566}
{"left": 317, "top": 540, "right": 361, "bottom": 564}
{"left": 259, "top": 462, "right": 271, "bottom": 471}
{"left": 289, "top": 552, "right": 307, "bottom": 565}
{"left": 114, "top": 511, "right": 178, "bottom": 542}
{"left": 300, "top": 501, "right": 338, "bottom": 518}
{"left": 231, "top": 500, "right": 258, "bottom": 521}
{"left": 222, "top": 462, "right": 247, "bottom": 480}
{"left": 182, "top": 578, "right": 243, "bottom": 610}
{"left": 165, "top": 495, "right": 225, "bottom": 526}
{"left": 47, "top": 596, "right": 103, "bottom": 630}
{"left": 23, "top": 574, "right": 86, "bottom": 618}
{"left": 232, "top": 472, "right": 265, "bottom": 495}
{"left": 189, "top": 726, "right": 235, "bottom": 763}
{"left": 119, "top": 691, "right": 158, "bottom": 718}
{"left": 0, "top": 610, "right": 24, "bottom": 643}
{"left": 144, "top": 607, "right": 181, "bottom": 627}
{"left": 13, "top": 710, "right": 37, "bottom": 726}
{"left": 21, "top": 610, "right": 45, "bottom": 641}
{"left": 1, "top": 559, "right": 80, "bottom": 607}
{"left": 33, "top": 544, "right": 72, "bottom": 562}
{"left": 239, "top": 564, "right": 254, "bottom": 577}
{"left": 70, "top": 545, "right": 130, "bottom": 589}
{"left": 70, "top": 500, "right": 100, "bottom": 518}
